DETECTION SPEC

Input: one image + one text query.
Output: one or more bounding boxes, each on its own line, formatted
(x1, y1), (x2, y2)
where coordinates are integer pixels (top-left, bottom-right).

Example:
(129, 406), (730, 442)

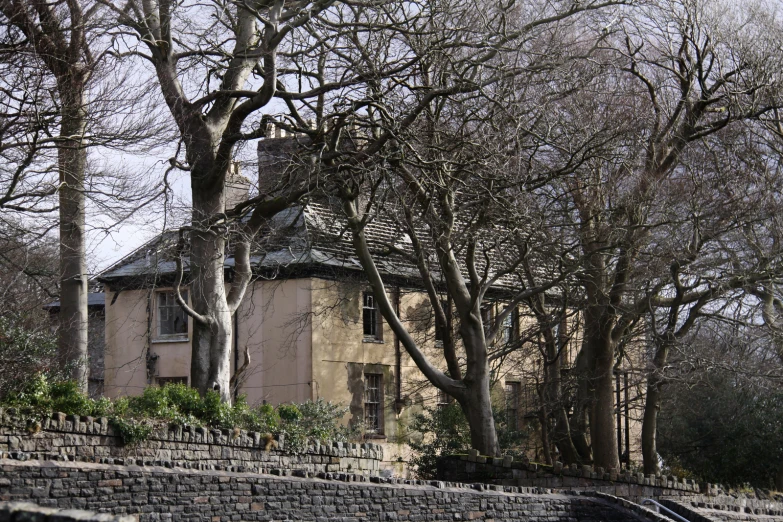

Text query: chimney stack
(225, 162), (251, 212)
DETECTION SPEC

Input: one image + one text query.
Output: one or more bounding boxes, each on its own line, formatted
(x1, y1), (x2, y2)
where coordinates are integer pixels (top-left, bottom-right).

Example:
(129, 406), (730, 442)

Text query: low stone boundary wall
(0, 458), (666, 521)
(0, 501), (135, 521)
(437, 453), (703, 502)
(0, 408), (382, 476)
(660, 496), (783, 522)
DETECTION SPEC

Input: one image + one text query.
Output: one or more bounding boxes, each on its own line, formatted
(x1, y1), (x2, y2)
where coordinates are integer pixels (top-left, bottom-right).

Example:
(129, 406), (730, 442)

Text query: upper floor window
(363, 291), (383, 341)
(435, 299), (449, 343)
(501, 308), (519, 344)
(157, 291), (188, 337)
(437, 388), (451, 411)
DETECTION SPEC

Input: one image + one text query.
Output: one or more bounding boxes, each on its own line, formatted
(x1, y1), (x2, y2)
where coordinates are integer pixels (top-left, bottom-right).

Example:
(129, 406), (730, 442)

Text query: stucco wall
(235, 278), (313, 405)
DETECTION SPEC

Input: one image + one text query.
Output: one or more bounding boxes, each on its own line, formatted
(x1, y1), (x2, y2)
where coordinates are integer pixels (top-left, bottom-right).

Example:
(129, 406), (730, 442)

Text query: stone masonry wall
(661, 497), (783, 522)
(437, 452), (704, 503)
(0, 501), (135, 521)
(0, 458), (667, 521)
(0, 408), (382, 476)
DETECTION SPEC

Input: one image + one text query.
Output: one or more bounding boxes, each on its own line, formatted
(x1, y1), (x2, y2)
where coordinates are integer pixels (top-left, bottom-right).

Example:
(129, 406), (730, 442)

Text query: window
(364, 373), (383, 434)
(500, 308), (519, 344)
(481, 304), (495, 337)
(157, 291), (188, 337)
(437, 389), (451, 411)
(505, 381), (521, 431)
(435, 299), (449, 343)
(157, 376), (188, 386)
(363, 291), (383, 341)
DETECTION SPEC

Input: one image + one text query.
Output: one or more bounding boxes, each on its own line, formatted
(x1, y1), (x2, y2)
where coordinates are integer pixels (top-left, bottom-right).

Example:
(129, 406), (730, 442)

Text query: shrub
(408, 403), (531, 479)
(276, 399), (353, 453)
(0, 315), (64, 401)
(0, 378), (351, 451)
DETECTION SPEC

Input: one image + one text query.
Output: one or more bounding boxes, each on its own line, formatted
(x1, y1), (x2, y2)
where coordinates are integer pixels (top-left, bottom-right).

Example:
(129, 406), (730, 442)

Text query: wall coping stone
(0, 501), (136, 521)
(437, 454), (713, 496)
(0, 406), (383, 456)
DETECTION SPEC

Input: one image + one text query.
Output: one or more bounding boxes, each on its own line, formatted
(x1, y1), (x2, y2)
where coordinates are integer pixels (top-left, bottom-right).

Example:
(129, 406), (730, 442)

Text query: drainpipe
(394, 287), (402, 409)
(233, 311), (239, 402)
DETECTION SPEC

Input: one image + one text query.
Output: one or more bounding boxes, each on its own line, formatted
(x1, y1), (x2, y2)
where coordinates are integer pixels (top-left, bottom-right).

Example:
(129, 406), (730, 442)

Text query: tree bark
(586, 327), (620, 470)
(642, 339), (670, 474)
(57, 83), (89, 391)
(187, 168), (233, 401)
(460, 376), (501, 457)
(569, 346), (593, 462)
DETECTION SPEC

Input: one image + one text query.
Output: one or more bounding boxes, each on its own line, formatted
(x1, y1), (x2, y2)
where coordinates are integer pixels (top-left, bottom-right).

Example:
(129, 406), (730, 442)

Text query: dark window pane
(364, 373), (383, 434)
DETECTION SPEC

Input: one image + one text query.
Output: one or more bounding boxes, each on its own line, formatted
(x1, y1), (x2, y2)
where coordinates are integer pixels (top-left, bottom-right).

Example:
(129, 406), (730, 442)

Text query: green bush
(276, 399), (353, 453)
(0, 377), (351, 450)
(408, 403), (531, 479)
(0, 315), (65, 401)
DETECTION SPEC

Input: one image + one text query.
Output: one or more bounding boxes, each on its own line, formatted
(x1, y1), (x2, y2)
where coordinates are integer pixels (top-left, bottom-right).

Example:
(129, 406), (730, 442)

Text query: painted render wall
(104, 279), (312, 403)
(103, 277), (643, 471)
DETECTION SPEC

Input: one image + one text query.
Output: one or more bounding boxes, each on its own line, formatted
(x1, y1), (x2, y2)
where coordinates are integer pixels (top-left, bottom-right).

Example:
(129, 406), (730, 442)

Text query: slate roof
(44, 292), (105, 310)
(97, 203), (420, 283)
(97, 202), (540, 292)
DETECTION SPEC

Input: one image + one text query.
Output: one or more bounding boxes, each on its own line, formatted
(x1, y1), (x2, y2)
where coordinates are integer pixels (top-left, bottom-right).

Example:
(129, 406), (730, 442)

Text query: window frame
(505, 381), (521, 432)
(155, 290), (189, 341)
(500, 307), (519, 344)
(364, 373), (384, 435)
(362, 291), (383, 342)
(436, 388), (451, 411)
(157, 376), (188, 387)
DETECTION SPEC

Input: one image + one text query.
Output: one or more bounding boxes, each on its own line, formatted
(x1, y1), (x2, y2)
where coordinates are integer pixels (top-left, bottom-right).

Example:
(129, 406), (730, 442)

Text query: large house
(97, 137), (644, 471)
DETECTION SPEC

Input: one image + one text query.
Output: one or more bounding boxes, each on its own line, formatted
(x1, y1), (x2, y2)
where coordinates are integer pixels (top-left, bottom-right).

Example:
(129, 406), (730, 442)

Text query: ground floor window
(505, 381), (521, 431)
(364, 373), (383, 434)
(158, 376), (188, 386)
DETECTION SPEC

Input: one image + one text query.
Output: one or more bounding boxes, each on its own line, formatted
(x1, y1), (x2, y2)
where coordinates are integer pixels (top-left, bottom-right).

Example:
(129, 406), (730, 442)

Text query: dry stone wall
(0, 501), (135, 521)
(0, 458), (664, 521)
(437, 453), (704, 503)
(0, 408), (382, 476)
(660, 496), (783, 522)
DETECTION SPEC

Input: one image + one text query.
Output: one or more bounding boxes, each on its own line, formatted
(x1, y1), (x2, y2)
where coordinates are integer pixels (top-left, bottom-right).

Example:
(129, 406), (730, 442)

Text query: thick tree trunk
(57, 87), (89, 391)
(460, 377), (500, 456)
(589, 344), (620, 470)
(189, 172), (233, 402)
(570, 345), (593, 461)
(543, 327), (581, 464)
(642, 340), (670, 474)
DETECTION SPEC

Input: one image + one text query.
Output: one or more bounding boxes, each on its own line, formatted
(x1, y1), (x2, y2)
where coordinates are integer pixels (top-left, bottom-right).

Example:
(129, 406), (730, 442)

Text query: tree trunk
(642, 340), (670, 474)
(189, 172), (233, 402)
(460, 377), (500, 456)
(57, 85), (89, 391)
(543, 326), (581, 464)
(570, 345), (593, 461)
(588, 333), (620, 470)
(776, 461), (783, 491)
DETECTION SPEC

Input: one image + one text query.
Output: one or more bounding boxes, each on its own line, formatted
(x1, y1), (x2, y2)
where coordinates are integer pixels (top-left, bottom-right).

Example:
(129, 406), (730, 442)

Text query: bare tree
(0, 0), (163, 390)
(274, 0), (626, 455)
(534, 0), (783, 470)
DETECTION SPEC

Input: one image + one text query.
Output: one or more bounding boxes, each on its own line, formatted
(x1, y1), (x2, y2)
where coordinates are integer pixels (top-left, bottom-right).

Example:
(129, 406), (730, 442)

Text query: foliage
(658, 372), (783, 489)
(278, 399), (354, 454)
(408, 403), (531, 479)
(0, 377), (351, 449)
(0, 315), (65, 401)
